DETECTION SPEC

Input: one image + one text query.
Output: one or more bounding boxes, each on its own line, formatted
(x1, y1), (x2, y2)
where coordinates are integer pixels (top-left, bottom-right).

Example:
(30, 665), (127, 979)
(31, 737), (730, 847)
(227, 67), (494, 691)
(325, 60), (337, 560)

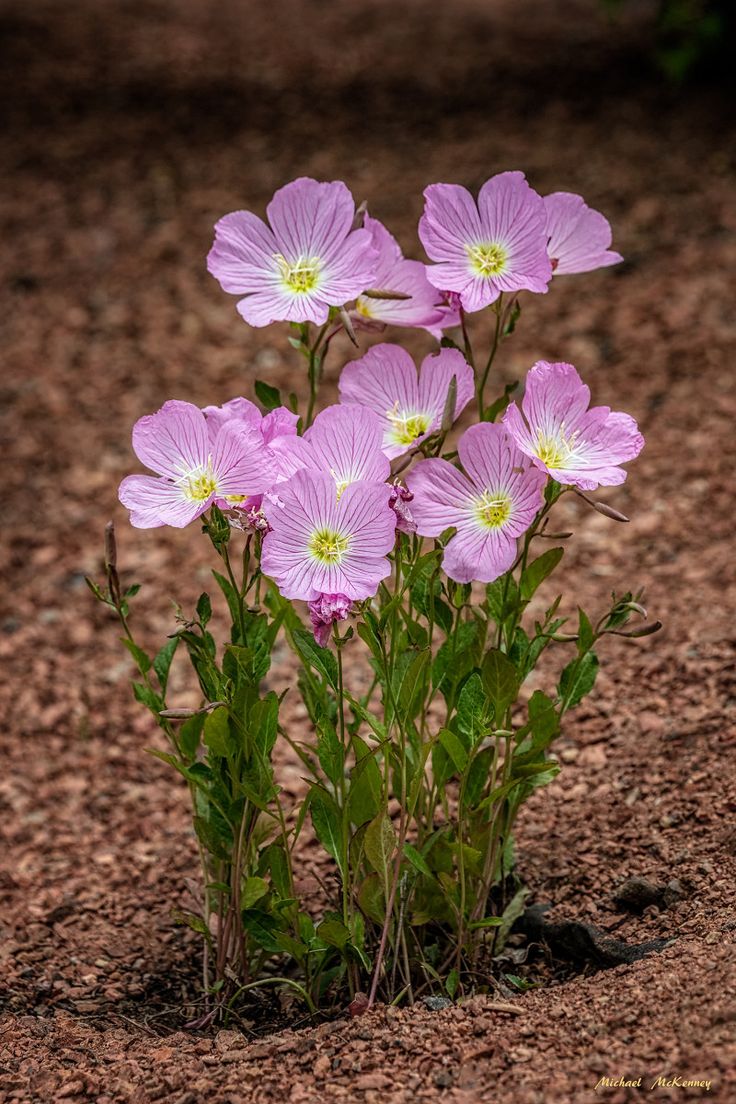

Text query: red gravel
(1, 0), (735, 1101)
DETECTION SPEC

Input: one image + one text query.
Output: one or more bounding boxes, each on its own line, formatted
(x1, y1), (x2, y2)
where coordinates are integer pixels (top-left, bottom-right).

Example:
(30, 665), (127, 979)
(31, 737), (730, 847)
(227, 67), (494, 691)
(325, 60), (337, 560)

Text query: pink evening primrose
(352, 216), (459, 338)
(308, 593), (352, 647)
(544, 193), (623, 275)
(303, 404), (391, 494)
(338, 344), (474, 459)
(207, 177), (379, 327)
(261, 469), (396, 602)
(418, 171), (552, 312)
(119, 400), (274, 529)
(502, 361), (644, 490)
(406, 423), (547, 584)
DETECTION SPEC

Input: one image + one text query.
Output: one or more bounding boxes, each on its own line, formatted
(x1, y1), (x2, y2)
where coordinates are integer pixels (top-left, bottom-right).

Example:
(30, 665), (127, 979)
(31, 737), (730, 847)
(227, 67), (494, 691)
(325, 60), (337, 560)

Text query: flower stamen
(308, 527), (350, 564)
(274, 253), (322, 294)
(466, 241), (508, 278)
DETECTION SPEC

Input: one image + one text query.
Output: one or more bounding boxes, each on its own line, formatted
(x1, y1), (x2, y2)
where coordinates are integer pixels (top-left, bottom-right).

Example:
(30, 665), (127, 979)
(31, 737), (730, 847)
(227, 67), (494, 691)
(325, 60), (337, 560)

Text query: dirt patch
(1, 0), (735, 1100)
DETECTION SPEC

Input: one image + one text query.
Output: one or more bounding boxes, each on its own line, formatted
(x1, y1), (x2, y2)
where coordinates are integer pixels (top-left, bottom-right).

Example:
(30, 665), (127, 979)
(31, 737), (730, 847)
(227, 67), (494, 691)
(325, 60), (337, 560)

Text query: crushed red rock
(1, 0), (735, 1101)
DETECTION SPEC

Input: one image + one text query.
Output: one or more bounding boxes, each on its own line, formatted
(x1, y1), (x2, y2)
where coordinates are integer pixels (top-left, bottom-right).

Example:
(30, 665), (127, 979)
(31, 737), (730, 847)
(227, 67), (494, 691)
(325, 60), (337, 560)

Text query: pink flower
(261, 469), (396, 601)
(502, 361), (644, 490)
(338, 344), (474, 459)
(406, 423), (546, 584)
(418, 172), (552, 312)
(207, 178), (378, 327)
(308, 593), (352, 647)
(544, 193), (622, 275)
(119, 400), (273, 529)
(352, 216), (459, 337)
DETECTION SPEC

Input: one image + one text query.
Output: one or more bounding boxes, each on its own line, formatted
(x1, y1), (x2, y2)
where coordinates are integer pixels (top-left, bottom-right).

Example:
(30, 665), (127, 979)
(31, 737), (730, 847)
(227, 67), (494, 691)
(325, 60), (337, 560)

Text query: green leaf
(317, 718), (343, 788)
(255, 379), (282, 410)
(364, 813), (396, 891)
(403, 841), (433, 879)
(577, 607), (595, 653)
(262, 842), (291, 899)
(481, 648), (519, 721)
(437, 727), (468, 773)
(196, 592), (212, 628)
(559, 651), (599, 709)
(171, 909), (212, 943)
(122, 638), (151, 674)
(357, 873), (385, 924)
(495, 887), (529, 953)
(242, 876), (269, 910)
(484, 380), (518, 422)
(316, 916), (350, 950)
(132, 680), (161, 714)
(241, 909), (283, 953)
(292, 628), (338, 691)
(467, 915), (504, 931)
(520, 548), (564, 601)
(180, 712), (204, 760)
(347, 736), (382, 827)
(203, 706), (231, 758)
(455, 672), (488, 746)
(249, 693), (279, 757)
(212, 570), (241, 626)
(396, 648), (430, 719)
(485, 576), (519, 625)
(153, 636), (178, 694)
(310, 790), (344, 873)
(446, 968), (459, 999)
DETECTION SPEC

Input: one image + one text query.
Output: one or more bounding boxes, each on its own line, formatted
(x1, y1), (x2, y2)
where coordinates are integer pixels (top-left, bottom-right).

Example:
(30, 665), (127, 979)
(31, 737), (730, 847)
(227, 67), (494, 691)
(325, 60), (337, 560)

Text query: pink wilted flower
(338, 344), (474, 459)
(388, 482), (416, 534)
(261, 469), (396, 601)
(308, 593), (352, 646)
(207, 178), (378, 327)
(352, 216), (459, 337)
(502, 361), (644, 490)
(119, 400), (274, 529)
(406, 423), (546, 583)
(418, 172), (552, 312)
(544, 193), (622, 275)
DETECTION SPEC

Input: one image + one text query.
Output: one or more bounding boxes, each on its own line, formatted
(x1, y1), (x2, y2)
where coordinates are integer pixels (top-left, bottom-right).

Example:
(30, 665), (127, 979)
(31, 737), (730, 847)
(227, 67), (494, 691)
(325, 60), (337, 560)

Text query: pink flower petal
(118, 474), (206, 529)
(206, 210), (279, 294)
(544, 192), (622, 275)
(305, 405), (390, 488)
(131, 400), (209, 481)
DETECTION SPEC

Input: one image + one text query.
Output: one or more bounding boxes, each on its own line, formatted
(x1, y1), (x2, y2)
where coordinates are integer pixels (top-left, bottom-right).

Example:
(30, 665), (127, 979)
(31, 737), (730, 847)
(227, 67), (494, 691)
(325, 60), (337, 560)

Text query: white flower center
(466, 241), (508, 278)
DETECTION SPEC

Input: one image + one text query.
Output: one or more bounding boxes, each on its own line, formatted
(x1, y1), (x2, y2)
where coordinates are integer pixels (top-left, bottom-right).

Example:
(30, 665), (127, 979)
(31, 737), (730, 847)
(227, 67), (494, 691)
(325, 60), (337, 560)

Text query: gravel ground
(1, 1), (735, 1101)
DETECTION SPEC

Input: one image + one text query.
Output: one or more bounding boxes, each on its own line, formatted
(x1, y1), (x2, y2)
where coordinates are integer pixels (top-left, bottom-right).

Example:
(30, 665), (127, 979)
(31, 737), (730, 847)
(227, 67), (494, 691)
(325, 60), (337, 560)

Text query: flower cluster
(122, 172), (639, 640)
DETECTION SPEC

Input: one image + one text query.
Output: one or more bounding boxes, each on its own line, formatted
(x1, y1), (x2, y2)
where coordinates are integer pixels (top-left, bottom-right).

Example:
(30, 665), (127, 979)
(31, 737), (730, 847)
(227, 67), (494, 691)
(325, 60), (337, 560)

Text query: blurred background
(1, 0), (735, 1045)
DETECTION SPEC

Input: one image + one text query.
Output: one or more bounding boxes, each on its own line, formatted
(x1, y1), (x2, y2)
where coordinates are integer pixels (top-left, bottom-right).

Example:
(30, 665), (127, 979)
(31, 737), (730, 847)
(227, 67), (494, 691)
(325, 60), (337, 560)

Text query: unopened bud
(339, 306), (358, 347)
(362, 288), (412, 301)
(159, 708), (199, 719)
(352, 200), (368, 231)
(441, 375), (457, 434)
(104, 521), (117, 571)
(574, 489), (629, 523)
(608, 620), (662, 638)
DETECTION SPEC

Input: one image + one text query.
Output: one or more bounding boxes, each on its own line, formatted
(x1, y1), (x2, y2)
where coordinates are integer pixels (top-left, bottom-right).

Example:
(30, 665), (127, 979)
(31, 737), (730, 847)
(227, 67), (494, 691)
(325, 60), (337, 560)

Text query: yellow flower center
(309, 527), (350, 564)
(183, 469), (218, 502)
(475, 490), (512, 530)
(466, 241), (508, 278)
(535, 425), (579, 469)
(224, 494), (247, 504)
(387, 406), (431, 446)
(274, 253), (322, 293)
(355, 297), (373, 318)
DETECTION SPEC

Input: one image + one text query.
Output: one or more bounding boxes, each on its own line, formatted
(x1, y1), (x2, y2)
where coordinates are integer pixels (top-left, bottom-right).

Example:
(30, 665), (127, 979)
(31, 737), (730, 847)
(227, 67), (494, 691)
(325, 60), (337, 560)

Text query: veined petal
(131, 400), (210, 481)
(443, 525), (518, 584)
(319, 226), (379, 304)
(405, 458), (476, 536)
(212, 422), (276, 497)
(417, 348), (475, 429)
(207, 210), (280, 294)
(545, 192), (622, 275)
(237, 287), (330, 327)
(118, 474), (207, 529)
(419, 183), (483, 262)
(266, 178), (355, 263)
(305, 405), (390, 489)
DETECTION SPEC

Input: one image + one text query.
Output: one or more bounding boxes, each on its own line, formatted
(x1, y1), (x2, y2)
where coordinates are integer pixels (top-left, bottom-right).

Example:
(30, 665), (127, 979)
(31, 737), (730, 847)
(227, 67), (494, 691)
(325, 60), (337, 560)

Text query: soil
(1, 0), (735, 1101)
